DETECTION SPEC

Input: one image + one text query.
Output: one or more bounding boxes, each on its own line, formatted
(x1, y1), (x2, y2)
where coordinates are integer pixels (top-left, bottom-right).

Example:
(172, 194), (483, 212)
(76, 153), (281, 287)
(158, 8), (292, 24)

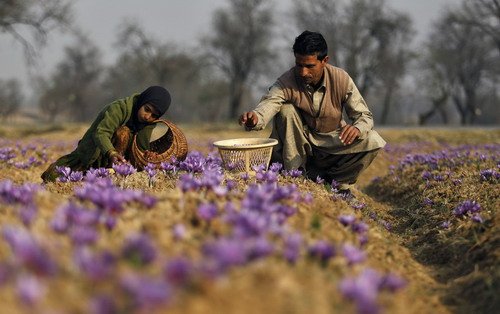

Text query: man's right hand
(239, 111), (258, 128)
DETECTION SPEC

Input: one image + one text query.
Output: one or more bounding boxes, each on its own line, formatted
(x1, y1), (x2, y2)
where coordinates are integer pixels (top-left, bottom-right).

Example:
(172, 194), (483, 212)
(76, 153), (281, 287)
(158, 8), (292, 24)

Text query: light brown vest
(277, 64), (349, 133)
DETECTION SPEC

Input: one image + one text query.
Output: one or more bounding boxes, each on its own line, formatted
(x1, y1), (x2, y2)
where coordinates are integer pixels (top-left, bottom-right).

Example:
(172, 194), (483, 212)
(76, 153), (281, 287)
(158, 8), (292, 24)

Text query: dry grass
(0, 123), (498, 314)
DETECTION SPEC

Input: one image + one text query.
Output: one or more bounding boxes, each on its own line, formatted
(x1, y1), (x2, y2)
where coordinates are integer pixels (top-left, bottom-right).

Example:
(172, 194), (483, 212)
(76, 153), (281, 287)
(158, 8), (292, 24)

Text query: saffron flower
(89, 294), (117, 314)
(339, 215), (356, 226)
(315, 176), (325, 184)
(144, 163), (157, 187)
(74, 247), (116, 281)
(308, 240), (336, 265)
(70, 225), (99, 246)
(453, 200), (481, 217)
(471, 213), (483, 223)
(121, 233), (157, 266)
(197, 203), (218, 221)
(342, 244), (366, 266)
(112, 163), (136, 177)
(2, 225), (57, 276)
(202, 238), (248, 271)
(164, 257), (193, 286)
(172, 223), (187, 240)
(16, 275), (46, 305)
(440, 221), (450, 229)
(269, 162), (283, 173)
(120, 274), (171, 309)
(55, 166), (72, 182)
(283, 233), (302, 264)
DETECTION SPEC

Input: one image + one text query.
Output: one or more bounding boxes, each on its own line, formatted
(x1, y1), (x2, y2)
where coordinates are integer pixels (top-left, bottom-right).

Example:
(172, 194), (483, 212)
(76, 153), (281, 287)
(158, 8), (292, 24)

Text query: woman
(41, 86), (171, 182)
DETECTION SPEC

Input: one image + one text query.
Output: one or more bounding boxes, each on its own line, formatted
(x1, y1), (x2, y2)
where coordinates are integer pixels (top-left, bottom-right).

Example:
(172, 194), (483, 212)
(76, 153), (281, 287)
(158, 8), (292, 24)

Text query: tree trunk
(228, 79), (244, 119)
(380, 84), (394, 125)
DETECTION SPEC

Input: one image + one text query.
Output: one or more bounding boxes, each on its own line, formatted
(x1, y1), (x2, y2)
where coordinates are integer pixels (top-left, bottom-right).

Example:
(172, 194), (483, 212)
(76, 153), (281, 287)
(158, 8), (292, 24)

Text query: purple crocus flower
(440, 221), (450, 229)
(255, 170), (278, 183)
(202, 238), (248, 272)
(74, 247), (116, 281)
(69, 171), (84, 182)
(19, 204), (38, 226)
(0, 180), (39, 205)
(178, 173), (201, 192)
(0, 147), (16, 161)
(144, 163), (157, 187)
(89, 294), (117, 314)
(160, 161), (177, 174)
(55, 166), (72, 182)
(2, 226), (57, 276)
(112, 163), (136, 177)
(351, 202), (367, 210)
(247, 237), (275, 260)
(423, 198), (434, 206)
(120, 273), (171, 309)
(339, 268), (382, 314)
(480, 169), (499, 181)
(172, 223), (187, 240)
(471, 213), (483, 223)
(121, 233), (157, 266)
(379, 273), (407, 292)
(453, 200), (481, 217)
(282, 169), (303, 178)
(70, 225), (99, 246)
(16, 275), (46, 305)
(339, 215), (356, 226)
(269, 162), (283, 173)
(283, 233), (302, 264)
(164, 257), (193, 286)
(179, 151), (206, 173)
(308, 240), (336, 265)
(358, 234), (369, 247)
(351, 221), (369, 234)
(343, 244), (366, 266)
(330, 179), (340, 192)
(197, 203), (218, 221)
(315, 176), (325, 184)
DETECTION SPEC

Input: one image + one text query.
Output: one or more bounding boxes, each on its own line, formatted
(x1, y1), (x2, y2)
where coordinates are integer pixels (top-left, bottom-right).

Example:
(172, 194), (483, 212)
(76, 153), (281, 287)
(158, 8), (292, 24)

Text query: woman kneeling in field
(41, 85), (182, 182)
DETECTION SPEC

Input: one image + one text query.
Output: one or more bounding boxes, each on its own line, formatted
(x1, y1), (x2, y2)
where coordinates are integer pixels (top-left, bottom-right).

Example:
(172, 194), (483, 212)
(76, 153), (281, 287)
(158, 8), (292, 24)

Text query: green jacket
(74, 93), (139, 167)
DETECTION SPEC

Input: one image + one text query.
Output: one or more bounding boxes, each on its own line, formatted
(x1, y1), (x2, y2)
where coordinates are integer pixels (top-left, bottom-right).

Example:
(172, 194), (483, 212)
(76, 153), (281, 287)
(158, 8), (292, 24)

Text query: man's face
(294, 53), (329, 86)
(137, 103), (160, 123)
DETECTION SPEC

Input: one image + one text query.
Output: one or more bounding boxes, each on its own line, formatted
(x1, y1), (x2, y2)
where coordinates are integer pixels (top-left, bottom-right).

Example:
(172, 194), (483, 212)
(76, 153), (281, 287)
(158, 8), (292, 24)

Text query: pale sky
(0, 0), (457, 93)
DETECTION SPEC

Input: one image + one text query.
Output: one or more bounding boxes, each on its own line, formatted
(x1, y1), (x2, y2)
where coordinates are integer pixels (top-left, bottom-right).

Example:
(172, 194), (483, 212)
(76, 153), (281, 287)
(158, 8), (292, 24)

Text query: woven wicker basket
(213, 138), (278, 173)
(130, 119), (188, 169)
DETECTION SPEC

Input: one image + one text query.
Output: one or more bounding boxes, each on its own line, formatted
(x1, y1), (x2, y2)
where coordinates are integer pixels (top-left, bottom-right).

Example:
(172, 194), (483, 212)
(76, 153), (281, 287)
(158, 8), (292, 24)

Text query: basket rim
(213, 138), (278, 150)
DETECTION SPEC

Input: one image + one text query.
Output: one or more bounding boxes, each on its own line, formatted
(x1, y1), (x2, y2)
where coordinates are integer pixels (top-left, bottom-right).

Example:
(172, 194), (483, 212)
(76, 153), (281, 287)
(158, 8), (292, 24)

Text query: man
(239, 31), (386, 194)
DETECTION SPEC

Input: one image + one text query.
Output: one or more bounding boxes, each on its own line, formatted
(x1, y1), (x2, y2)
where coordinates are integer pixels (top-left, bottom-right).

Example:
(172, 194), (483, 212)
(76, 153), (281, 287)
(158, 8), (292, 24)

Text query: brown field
(0, 124), (498, 314)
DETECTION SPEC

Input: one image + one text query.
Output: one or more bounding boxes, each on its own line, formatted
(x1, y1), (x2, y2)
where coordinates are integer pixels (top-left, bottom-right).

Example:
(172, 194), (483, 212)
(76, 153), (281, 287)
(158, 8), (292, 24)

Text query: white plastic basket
(213, 138), (278, 173)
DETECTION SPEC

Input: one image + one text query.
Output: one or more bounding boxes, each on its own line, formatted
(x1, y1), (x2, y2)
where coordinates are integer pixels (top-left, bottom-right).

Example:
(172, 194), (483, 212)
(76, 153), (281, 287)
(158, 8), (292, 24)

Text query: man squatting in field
(239, 31), (386, 195)
(41, 86), (172, 182)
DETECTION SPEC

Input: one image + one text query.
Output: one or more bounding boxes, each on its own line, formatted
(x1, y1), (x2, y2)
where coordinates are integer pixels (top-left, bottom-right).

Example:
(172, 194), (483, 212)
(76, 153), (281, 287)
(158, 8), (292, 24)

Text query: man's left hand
(339, 125), (360, 146)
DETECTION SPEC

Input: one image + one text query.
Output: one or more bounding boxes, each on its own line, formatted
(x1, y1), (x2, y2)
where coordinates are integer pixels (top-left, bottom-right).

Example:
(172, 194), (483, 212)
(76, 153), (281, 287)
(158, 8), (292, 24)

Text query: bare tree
(0, 79), (23, 120)
(421, 11), (497, 125)
(0, 0), (71, 63)
(37, 33), (104, 122)
(204, 0), (275, 119)
(370, 12), (415, 124)
(102, 21), (227, 122)
(450, 0), (500, 54)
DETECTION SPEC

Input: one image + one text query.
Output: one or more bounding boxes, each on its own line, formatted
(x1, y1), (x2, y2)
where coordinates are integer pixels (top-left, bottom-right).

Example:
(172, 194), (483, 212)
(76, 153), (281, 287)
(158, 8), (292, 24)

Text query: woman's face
(137, 103), (160, 123)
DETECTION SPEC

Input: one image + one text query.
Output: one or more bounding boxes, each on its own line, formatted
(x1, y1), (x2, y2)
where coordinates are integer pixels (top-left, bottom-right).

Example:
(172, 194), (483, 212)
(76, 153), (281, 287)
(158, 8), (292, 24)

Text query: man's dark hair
(292, 30), (328, 61)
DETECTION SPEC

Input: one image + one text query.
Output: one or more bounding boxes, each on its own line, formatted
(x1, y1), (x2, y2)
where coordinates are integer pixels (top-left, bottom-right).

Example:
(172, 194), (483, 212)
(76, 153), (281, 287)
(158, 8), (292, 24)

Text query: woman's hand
(108, 150), (126, 164)
(339, 124), (360, 146)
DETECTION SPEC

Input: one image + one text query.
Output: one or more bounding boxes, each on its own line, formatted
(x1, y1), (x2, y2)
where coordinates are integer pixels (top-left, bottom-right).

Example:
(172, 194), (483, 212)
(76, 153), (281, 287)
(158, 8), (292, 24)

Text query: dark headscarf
(127, 86), (171, 132)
